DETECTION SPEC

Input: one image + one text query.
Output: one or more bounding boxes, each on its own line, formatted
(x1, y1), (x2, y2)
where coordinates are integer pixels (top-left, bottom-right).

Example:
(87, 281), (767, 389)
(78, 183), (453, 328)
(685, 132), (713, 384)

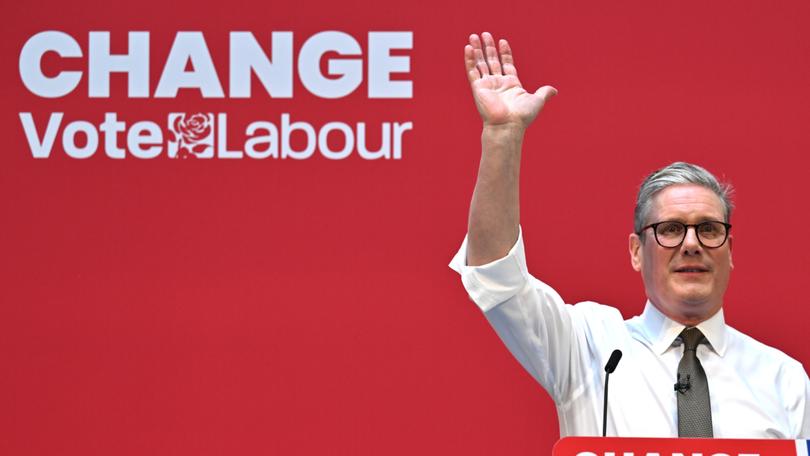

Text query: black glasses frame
(637, 221), (732, 249)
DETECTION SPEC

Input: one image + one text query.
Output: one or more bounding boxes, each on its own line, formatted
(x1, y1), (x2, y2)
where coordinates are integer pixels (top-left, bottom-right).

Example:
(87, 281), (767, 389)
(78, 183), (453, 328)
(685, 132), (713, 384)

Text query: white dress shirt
(449, 229), (810, 438)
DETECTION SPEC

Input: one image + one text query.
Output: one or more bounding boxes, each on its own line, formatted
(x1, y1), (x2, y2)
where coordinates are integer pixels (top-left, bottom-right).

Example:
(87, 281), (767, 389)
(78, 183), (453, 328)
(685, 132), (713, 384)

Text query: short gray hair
(634, 162), (734, 235)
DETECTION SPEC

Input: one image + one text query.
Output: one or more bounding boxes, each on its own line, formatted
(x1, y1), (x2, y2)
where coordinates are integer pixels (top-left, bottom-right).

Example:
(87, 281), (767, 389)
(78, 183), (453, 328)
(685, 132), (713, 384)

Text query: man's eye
(658, 223), (683, 235)
(699, 222), (724, 238)
(699, 224), (717, 234)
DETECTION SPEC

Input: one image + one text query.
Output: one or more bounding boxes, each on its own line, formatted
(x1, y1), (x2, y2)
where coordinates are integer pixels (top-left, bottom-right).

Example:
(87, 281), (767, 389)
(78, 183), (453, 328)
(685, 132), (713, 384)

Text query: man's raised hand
(465, 32), (557, 130)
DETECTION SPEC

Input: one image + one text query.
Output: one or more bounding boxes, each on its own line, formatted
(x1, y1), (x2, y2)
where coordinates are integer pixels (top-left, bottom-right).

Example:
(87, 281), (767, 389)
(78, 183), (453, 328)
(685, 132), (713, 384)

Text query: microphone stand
(602, 349), (623, 437)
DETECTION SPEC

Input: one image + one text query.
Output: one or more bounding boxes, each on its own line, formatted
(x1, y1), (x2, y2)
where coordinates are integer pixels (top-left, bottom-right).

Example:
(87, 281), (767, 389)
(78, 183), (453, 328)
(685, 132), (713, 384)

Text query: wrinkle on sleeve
(797, 367), (810, 438)
(448, 227), (591, 404)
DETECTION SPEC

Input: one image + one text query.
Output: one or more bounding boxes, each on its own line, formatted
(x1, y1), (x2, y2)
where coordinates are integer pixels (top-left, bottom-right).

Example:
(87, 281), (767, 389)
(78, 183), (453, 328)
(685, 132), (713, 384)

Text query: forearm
(466, 124), (526, 266)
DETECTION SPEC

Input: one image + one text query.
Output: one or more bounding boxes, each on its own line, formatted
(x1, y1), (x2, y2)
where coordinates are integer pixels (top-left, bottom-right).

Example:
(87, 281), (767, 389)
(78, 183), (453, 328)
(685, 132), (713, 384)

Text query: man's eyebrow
(657, 215), (724, 223)
(695, 215), (725, 223)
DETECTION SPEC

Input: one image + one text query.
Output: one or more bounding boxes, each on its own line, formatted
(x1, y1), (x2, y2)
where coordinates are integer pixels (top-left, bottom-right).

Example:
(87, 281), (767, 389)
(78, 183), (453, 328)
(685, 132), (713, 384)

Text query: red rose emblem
(172, 113), (212, 157)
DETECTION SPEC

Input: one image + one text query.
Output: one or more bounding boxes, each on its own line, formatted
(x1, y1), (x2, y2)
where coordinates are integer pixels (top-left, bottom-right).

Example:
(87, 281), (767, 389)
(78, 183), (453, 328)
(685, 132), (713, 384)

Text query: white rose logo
(167, 113), (214, 158)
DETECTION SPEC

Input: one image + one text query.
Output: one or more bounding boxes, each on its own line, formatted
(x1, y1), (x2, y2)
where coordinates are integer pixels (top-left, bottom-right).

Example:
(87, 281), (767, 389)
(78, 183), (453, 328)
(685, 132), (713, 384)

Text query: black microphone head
(604, 349), (623, 373)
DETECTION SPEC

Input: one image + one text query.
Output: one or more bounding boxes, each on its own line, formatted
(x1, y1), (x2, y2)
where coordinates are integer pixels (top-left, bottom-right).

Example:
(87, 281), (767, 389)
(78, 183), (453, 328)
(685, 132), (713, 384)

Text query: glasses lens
(654, 221), (686, 247)
(652, 221), (729, 248)
(696, 221), (728, 247)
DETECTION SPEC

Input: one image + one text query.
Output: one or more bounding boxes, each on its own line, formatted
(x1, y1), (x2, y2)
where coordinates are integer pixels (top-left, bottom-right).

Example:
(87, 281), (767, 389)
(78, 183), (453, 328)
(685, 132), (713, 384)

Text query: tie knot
(680, 327), (706, 351)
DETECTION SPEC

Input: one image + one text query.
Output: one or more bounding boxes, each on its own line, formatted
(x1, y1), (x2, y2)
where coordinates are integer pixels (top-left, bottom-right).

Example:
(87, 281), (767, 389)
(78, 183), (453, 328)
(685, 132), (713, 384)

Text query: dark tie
(676, 327), (713, 437)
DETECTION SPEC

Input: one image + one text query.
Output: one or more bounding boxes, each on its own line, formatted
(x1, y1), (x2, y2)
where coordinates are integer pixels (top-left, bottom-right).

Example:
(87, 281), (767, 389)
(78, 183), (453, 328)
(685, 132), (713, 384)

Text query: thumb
(534, 85), (558, 102)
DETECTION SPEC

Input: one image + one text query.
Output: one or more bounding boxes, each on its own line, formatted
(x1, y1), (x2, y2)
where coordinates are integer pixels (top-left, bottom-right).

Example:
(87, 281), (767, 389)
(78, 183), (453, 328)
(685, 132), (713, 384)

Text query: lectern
(552, 437), (810, 456)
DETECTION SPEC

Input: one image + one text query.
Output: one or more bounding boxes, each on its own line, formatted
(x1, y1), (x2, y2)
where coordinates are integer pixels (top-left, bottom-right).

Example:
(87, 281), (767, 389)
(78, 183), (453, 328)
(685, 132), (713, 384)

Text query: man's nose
(681, 226), (703, 254)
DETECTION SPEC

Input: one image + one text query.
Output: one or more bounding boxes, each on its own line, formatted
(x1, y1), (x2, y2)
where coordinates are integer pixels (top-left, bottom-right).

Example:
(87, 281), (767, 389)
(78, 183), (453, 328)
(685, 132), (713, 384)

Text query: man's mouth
(674, 266), (710, 273)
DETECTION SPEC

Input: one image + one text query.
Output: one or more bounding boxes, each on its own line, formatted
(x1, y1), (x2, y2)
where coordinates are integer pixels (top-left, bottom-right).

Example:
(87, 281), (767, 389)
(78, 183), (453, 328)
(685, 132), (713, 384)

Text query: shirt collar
(639, 300), (728, 357)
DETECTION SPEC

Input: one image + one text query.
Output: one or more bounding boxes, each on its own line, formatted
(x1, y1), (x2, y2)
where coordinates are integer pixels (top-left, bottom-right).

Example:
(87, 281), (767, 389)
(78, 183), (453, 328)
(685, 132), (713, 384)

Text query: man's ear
(629, 232), (643, 272)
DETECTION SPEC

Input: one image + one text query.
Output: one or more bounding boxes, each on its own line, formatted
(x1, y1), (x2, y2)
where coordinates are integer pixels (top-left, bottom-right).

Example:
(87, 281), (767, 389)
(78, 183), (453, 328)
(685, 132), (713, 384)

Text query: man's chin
(670, 282), (712, 303)
(670, 292), (723, 319)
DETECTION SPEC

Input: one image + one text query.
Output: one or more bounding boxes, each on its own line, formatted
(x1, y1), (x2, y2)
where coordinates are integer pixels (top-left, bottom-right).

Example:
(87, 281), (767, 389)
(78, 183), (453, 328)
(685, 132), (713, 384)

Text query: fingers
(466, 33), (512, 80)
(468, 34), (489, 78)
(481, 32), (502, 76)
(499, 39), (517, 76)
(534, 85), (559, 102)
(464, 45), (479, 83)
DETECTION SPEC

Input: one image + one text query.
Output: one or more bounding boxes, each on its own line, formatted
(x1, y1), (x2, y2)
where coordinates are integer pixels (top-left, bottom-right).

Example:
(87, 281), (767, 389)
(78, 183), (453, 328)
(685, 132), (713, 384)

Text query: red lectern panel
(553, 436), (805, 456)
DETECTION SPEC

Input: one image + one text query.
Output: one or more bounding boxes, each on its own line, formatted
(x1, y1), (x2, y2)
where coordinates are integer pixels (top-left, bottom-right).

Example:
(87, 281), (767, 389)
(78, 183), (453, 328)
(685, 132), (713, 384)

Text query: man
(449, 32), (810, 438)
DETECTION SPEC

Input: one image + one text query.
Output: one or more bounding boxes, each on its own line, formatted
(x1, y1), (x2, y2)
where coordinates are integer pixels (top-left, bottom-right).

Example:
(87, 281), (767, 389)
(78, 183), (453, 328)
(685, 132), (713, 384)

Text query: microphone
(602, 349), (622, 437)
(605, 350), (622, 374)
(674, 373), (691, 394)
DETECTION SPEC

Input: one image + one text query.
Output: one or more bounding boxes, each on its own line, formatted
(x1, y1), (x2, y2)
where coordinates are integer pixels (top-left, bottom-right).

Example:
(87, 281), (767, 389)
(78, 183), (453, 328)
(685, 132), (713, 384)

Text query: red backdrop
(3, 1), (810, 454)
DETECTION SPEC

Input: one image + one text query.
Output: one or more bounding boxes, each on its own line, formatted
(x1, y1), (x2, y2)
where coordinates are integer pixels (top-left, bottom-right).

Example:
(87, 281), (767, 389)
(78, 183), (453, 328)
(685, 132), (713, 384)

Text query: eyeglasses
(638, 221), (732, 248)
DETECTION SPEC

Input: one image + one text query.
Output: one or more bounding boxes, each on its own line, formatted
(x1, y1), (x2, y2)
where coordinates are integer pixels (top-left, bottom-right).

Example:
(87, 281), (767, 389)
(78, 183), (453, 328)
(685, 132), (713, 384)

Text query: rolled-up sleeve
(448, 228), (531, 313)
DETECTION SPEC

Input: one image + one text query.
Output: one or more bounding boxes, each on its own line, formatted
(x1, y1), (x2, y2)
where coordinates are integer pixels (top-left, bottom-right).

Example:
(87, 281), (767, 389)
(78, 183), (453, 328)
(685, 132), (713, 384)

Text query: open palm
(465, 33), (557, 128)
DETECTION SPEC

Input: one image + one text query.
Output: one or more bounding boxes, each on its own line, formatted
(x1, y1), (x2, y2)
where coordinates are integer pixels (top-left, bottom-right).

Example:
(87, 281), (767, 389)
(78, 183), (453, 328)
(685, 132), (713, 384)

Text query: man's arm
(452, 33), (605, 407)
(464, 32), (556, 266)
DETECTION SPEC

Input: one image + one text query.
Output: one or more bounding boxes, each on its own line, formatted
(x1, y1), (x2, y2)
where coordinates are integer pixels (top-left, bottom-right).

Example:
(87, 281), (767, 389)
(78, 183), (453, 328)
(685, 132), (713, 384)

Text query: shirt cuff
(448, 227), (531, 313)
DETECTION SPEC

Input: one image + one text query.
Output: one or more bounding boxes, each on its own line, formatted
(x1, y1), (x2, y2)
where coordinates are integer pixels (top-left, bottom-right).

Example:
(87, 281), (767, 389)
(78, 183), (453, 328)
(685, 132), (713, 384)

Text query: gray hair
(634, 162), (734, 235)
